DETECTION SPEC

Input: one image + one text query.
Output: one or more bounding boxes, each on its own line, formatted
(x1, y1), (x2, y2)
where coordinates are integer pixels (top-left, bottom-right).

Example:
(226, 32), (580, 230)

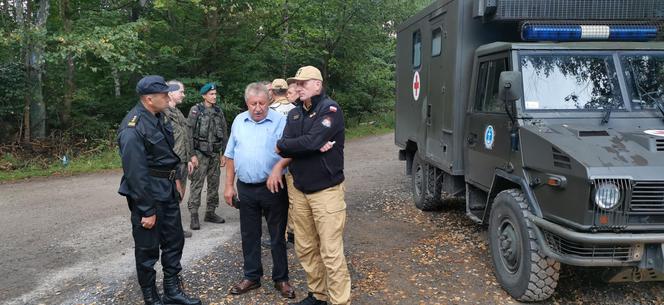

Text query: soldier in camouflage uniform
(164, 80), (196, 238)
(187, 83), (228, 230)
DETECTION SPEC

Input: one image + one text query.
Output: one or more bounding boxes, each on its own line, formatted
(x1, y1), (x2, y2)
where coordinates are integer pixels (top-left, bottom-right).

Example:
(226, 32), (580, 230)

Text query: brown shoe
(274, 281), (295, 299)
(229, 279), (260, 295)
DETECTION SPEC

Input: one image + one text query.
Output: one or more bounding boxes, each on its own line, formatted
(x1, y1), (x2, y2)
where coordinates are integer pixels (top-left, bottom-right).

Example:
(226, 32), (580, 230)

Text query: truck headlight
(594, 183), (621, 210)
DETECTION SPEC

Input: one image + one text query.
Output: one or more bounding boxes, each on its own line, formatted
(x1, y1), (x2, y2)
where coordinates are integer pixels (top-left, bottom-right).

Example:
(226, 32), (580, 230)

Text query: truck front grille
(656, 139), (664, 151)
(543, 230), (635, 261)
(630, 181), (664, 214)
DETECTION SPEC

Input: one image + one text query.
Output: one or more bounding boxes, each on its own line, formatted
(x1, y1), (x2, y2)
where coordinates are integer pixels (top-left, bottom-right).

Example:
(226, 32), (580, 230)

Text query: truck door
(425, 14), (447, 166)
(465, 55), (511, 189)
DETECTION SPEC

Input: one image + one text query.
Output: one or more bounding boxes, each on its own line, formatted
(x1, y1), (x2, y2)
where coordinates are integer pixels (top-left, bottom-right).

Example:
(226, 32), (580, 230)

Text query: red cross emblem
(412, 71), (421, 101)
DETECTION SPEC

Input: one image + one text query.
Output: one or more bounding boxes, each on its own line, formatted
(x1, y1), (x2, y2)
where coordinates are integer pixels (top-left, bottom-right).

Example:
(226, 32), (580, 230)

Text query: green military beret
(200, 83), (217, 95)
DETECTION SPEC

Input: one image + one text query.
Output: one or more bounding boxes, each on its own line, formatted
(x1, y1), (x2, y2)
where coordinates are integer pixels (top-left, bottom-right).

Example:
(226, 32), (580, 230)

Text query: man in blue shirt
(223, 82), (295, 299)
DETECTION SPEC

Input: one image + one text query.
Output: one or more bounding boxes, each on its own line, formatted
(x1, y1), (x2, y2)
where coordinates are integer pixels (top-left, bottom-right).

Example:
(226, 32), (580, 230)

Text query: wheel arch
(481, 169), (543, 224)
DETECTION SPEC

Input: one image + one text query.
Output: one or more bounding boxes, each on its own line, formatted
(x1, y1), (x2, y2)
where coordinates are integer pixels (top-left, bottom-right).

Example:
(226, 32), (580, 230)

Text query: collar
(270, 97), (291, 107)
(243, 109), (278, 124)
(303, 92), (326, 112)
(137, 102), (160, 126)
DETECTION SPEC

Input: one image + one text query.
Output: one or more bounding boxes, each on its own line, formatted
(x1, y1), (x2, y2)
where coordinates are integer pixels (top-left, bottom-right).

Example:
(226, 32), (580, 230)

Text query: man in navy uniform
(118, 75), (201, 305)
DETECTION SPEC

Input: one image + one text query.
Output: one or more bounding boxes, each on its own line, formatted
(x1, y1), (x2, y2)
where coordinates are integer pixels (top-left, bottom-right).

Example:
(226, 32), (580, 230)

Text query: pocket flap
(146, 132), (165, 144)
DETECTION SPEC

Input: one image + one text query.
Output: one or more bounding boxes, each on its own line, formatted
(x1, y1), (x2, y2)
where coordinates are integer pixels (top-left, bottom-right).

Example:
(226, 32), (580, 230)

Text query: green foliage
(0, 0), (431, 146)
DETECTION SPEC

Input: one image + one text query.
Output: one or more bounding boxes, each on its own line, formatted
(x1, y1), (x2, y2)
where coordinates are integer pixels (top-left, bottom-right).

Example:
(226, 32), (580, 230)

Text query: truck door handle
(467, 133), (478, 146)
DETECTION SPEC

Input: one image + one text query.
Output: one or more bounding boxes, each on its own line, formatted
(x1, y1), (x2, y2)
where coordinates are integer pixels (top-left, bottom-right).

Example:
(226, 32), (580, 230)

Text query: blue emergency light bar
(521, 24), (658, 42)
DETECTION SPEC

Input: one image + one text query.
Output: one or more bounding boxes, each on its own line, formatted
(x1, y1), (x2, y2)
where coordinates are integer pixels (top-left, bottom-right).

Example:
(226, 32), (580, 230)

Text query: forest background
(0, 0), (429, 179)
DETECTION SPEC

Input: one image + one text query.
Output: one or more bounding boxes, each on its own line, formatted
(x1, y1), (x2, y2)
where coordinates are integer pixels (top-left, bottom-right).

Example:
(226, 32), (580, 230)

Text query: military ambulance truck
(395, 0), (664, 301)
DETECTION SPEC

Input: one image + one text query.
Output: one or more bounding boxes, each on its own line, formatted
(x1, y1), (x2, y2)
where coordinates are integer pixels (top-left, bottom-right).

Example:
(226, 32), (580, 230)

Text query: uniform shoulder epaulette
(127, 114), (140, 127)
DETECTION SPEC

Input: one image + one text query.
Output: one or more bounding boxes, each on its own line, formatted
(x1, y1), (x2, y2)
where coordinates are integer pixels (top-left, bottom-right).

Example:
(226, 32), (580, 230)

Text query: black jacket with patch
(277, 93), (345, 194)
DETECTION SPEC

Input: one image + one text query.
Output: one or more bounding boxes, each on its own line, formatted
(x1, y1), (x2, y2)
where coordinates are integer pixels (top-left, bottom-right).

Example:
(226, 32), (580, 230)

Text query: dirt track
(1, 133), (663, 305)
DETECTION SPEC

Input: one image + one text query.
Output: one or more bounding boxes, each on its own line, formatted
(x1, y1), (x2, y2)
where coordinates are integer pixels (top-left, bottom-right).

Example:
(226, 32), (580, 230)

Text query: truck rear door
(424, 14), (448, 166)
(465, 54), (512, 189)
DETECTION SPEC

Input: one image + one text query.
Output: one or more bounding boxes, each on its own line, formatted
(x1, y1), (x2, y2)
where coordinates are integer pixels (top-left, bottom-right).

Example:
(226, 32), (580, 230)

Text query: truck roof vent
(579, 130), (610, 137)
(552, 147), (571, 169)
(657, 139), (664, 151)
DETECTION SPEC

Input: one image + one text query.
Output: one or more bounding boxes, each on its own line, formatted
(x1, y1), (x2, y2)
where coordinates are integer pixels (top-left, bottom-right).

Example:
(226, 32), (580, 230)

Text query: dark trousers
(237, 180), (289, 282)
(129, 197), (185, 288)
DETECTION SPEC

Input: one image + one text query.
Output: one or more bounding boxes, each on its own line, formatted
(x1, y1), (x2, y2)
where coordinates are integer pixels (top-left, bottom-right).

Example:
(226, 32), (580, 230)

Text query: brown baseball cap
(287, 66), (323, 84)
(271, 78), (288, 90)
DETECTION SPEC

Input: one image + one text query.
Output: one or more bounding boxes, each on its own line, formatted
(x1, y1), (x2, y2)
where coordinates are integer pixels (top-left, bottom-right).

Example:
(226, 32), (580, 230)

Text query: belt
(149, 168), (177, 180)
(238, 180), (266, 187)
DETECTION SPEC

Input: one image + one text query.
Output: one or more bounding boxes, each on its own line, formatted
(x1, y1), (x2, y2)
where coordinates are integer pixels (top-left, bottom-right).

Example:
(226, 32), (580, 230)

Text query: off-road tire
(411, 153), (442, 211)
(488, 189), (560, 302)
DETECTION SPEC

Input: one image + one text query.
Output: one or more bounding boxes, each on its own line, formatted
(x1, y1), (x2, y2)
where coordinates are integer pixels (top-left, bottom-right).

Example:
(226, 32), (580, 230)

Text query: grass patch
(0, 111), (395, 182)
(0, 148), (120, 182)
(345, 111), (394, 140)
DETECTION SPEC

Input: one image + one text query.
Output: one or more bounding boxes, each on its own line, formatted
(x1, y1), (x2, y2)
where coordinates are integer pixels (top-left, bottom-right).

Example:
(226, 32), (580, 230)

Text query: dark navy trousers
(237, 180), (289, 282)
(129, 197), (185, 288)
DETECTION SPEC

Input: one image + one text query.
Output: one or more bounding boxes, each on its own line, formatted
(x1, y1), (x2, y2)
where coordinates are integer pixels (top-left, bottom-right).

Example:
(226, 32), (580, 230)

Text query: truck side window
(432, 28), (442, 57)
(473, 62), (490, 111)
(412, 30), (422, 68)
(474, 58), (508, 112)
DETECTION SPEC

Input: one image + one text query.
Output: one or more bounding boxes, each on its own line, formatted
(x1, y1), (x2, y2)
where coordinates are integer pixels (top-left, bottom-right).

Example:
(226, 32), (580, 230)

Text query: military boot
(204, 210), (225, 223)
(190, 213), (200, 230)
(162, 276), (202, 305)
(141, 285), (164, 305)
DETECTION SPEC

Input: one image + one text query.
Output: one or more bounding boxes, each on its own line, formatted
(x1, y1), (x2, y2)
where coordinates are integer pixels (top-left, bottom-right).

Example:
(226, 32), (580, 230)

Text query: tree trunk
(282, 0), (289, 77)
(27, 0), (50, 139)
(112, 68), (121, 97)
(130, 0), (148, 21)
(60, 0), (74, 127)
(16, 0), (30, 142)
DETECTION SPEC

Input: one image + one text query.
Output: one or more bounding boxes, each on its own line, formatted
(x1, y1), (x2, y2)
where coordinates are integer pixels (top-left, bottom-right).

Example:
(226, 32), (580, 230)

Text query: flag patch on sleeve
(329, 106), (337, 112)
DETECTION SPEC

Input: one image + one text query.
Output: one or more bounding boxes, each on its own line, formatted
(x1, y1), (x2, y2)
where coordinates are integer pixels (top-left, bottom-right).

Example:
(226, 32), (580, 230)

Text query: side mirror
(498, 71), (523, 103)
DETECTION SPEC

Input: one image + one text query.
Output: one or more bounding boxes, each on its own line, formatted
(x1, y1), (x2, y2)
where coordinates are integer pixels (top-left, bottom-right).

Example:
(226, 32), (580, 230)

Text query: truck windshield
(621, 54), (664, 111)
(520, 54), (623, 111)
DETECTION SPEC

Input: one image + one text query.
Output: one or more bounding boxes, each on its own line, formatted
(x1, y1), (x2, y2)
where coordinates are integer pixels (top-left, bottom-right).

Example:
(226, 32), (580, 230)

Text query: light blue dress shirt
(224, 109), (286, 184)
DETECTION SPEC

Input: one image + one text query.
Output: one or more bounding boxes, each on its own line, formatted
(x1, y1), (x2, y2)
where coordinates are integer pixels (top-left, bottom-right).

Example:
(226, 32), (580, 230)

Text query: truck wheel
(488, 189), (560, 302)
(411, 153), (442, 210)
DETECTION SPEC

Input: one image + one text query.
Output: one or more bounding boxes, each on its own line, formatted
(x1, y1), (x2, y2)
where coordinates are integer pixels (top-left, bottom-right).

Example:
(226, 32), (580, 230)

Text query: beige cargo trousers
(287, 177), (351, 305)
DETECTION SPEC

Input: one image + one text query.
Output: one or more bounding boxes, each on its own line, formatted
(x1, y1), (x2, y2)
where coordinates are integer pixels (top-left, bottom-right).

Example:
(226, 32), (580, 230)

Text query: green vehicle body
(395, 0), (664, 301)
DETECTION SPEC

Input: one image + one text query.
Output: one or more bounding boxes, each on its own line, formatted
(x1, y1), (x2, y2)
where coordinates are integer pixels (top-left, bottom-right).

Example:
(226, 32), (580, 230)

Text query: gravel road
(1, 133), (662, 305)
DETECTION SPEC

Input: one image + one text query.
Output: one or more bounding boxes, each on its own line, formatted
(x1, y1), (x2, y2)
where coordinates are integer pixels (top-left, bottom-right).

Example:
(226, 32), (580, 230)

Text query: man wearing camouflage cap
(186, 83), (228, 230)
(270, 66), (351, 305)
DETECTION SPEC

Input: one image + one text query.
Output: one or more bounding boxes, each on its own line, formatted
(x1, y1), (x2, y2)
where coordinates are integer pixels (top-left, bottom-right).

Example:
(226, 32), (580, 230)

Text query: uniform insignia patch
(309, 112), (316, 118)
(128, 115), (138, 127)
(292, 114), (300, 120)
(321, 117), (332, 128)
(329, 106), (337, 112)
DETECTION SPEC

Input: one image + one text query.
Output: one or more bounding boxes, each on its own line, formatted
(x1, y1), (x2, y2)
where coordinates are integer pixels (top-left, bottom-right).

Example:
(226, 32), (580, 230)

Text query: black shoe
(290, 292), (327, 305)
(204, 211), (225, 223)
(183, 230), (192, 238)
(162, 276), (201, 305)
(287, 232), (295, 244)
(141, 285), (164, 305)
(190, 214), (200, 230)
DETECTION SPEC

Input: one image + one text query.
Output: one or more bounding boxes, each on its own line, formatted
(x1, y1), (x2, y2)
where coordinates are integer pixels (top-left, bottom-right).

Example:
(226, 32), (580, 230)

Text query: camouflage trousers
(187, 151), (220, 213)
